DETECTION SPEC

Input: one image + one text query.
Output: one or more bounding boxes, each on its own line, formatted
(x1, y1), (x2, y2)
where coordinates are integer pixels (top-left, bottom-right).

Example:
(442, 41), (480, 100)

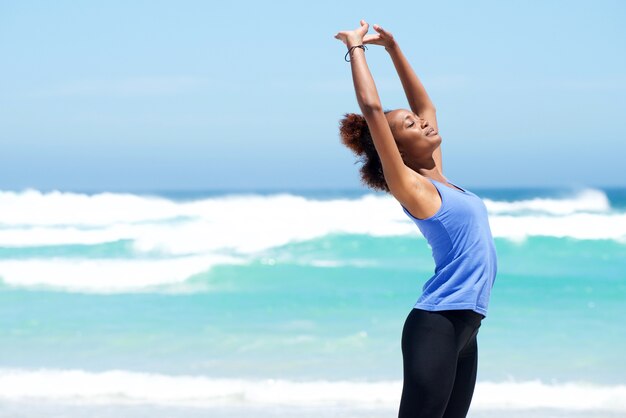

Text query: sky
(1, 0), (624, 191)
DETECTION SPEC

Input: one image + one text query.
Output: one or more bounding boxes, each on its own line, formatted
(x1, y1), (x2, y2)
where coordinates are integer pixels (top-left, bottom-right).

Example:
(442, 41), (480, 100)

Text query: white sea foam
(0, 189), (184, 226)
(490, 212), (626, 243)
(0, 255), (245, 293)
(484, 187), (611, 215)
(0, 187), (610, 227)
(0, 188), (624, 292)
(0, 368), (624, 411)
(0, 192), (410, 255)
(0, 188), (624, 254)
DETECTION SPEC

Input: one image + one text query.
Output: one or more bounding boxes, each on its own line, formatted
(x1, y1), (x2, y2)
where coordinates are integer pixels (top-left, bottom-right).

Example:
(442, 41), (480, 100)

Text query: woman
(334, 21), (498, 418)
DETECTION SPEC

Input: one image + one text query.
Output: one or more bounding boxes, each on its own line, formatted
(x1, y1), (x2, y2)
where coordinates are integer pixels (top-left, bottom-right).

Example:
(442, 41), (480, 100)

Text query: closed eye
(408, 122), (415, 127)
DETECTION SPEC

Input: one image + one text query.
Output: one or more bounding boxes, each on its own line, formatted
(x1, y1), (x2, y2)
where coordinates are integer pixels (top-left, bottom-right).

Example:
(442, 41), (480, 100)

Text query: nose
(420, 118), (429, 129)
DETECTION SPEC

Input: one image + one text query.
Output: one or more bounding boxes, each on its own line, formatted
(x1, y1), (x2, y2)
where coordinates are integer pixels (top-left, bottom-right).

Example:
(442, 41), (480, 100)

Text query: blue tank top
(400, 178), (498, 318)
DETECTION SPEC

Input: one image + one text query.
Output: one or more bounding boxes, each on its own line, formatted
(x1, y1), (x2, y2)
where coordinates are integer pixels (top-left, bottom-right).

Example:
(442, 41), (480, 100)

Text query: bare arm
(385, 42), (436, 113)
(373, 25), (442, 174)
(336, 22), (418, 200)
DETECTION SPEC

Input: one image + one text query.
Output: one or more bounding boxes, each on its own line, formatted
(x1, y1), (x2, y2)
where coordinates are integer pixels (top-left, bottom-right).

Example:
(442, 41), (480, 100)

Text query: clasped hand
(334, 19), (396, 49)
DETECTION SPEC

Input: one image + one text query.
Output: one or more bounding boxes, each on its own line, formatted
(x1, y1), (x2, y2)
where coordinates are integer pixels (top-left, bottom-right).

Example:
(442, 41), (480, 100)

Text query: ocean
(0, 184), (625, 417)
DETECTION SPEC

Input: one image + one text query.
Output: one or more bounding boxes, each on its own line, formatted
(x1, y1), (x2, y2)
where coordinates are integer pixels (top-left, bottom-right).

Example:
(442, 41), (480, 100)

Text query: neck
(406, 156), (441, 180)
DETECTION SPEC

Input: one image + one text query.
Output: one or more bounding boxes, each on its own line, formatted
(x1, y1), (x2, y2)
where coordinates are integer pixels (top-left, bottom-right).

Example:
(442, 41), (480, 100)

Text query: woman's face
(386, 109), (441, 163)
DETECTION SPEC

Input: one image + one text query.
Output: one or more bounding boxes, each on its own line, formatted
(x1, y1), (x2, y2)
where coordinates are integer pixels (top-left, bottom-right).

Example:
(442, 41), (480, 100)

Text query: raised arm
(385, 42), (436, 113)
(369, 24), (442, 174)
(335, 20), (421, 202)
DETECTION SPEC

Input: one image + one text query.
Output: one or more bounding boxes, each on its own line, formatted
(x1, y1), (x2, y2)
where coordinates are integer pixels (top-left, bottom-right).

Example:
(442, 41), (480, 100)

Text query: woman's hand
(363, 24), (397, 49)
(334, 19), (370, 47)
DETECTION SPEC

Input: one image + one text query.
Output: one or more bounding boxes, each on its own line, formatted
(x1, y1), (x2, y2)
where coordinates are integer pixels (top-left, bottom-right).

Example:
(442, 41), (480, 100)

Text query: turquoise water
(0, 185), (625, 415)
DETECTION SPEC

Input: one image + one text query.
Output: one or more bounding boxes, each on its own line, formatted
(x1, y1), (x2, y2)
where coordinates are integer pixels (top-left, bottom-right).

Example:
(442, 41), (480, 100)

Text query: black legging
(399, 308), (485, 418)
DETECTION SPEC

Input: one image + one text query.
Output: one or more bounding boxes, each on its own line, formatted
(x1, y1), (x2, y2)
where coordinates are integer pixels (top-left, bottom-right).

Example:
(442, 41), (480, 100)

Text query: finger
(362, 34), (380, 43)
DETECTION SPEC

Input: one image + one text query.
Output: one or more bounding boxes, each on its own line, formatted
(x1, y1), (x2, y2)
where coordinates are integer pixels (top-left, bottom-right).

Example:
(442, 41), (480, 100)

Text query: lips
(426, 127), (437, 136)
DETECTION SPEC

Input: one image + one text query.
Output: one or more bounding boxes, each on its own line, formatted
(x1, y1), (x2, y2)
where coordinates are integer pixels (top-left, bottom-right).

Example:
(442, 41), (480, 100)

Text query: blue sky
(1, 0), (624, 191)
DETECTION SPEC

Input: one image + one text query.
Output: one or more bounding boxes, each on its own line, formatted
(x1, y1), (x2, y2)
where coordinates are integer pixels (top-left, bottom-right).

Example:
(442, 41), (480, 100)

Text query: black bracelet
(345, 44), (367, 62)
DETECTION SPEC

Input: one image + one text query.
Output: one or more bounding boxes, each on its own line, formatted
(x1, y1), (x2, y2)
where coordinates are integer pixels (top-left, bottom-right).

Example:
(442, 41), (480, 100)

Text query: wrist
(347, 37), (363, 48)
(384, 41), (399, 53)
